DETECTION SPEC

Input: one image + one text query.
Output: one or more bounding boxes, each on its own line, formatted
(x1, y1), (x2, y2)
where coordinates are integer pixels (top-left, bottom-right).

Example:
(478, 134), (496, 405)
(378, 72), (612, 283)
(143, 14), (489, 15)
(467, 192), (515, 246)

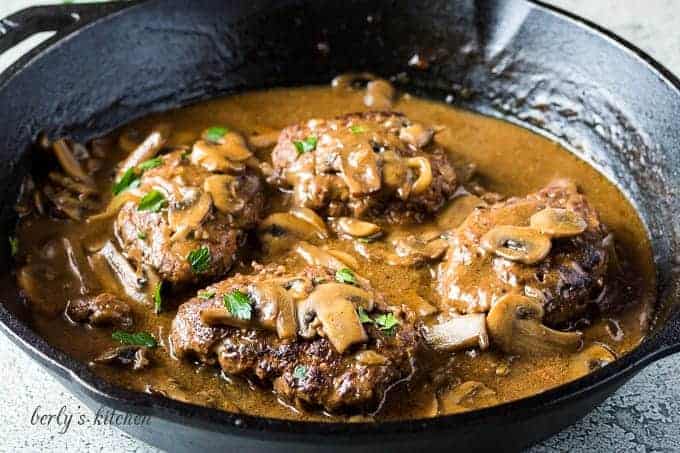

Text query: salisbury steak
(271, 112), (458, 223)
(170, 265), (422, 412)
(437, 180), (611, 326)
(115, 142), (264, 285)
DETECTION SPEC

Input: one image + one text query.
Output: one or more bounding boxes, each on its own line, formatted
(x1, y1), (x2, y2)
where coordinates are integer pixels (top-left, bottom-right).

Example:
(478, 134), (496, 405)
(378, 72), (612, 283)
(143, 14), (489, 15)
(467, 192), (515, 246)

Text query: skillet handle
(0, 2), (133, 55)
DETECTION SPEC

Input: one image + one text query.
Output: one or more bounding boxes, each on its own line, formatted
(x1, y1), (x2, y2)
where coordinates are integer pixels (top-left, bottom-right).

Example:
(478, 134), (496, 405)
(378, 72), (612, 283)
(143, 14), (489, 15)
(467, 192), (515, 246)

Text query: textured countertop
(1, 1), (679, 451)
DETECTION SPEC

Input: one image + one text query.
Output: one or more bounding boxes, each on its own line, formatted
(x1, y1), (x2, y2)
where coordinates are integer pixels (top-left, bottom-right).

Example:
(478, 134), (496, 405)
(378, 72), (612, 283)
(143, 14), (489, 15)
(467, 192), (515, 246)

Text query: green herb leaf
(223, 290), (252, 320)
(153, 282), (163, 314)
(335, 268), (357, 285)
(205, 126), (229, 143)
(357, 307), (374, 324)
(8, 236), (18, 257)
(293, 136), (318, 155)
(137, 156), (164, 171)
(111, 331), (157, 348)
(349, 125), (367, 134)
(137, 231), (147, 240)
(181, 150), (191, 160)
(374, 312), (399, 334)
(198, 290), (216, 300)
(293, 365), (308, 380)
(137, 190), (167, 212)
(112, 167), (141, 195)
(187, 246), (211, 274)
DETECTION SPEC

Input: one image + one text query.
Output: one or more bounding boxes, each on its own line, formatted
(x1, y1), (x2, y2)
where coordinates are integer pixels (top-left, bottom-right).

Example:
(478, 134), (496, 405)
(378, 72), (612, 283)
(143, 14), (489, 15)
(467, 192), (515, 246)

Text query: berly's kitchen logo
(31, 405), (152, 434)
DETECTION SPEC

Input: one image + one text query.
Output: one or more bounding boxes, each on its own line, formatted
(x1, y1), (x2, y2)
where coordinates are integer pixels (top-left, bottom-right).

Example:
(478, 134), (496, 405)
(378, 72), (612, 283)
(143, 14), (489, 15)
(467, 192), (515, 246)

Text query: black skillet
(0, 0), (678, 451)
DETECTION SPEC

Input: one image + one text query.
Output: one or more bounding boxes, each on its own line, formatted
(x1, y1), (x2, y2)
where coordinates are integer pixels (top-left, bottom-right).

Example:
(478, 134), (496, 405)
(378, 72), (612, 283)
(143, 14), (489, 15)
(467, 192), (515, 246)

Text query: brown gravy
(14, 85), (655, 421)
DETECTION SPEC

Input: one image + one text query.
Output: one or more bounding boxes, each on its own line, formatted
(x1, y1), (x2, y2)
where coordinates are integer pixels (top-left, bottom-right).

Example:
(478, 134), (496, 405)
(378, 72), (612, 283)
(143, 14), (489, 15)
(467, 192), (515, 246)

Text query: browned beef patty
(170, 265), (422, 412)
(115, 149), (264, 285)
(271, 112), (458, 223)
(437, 180), (611, 326)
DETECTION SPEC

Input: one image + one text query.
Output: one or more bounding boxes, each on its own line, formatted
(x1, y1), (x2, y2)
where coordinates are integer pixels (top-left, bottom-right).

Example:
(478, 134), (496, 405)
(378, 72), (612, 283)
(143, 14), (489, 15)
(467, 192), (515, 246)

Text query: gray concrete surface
(1, 1), (679, 452)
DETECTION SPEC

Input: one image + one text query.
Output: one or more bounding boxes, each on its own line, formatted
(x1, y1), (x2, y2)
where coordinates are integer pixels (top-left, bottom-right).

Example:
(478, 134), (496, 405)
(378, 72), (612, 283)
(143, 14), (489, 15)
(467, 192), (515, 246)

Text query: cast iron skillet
(0, 0), (678, 451)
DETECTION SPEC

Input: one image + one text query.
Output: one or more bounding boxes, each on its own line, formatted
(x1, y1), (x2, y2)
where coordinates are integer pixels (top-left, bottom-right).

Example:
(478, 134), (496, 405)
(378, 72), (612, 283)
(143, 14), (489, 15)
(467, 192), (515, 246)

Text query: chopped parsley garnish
(180, 149), (191, 160)
(349, 125), (367, 134)
(293, 136), (318, 155)
(112, 167), (141, 195)
(8, 236), (18, 257)
(137, 231), (147, 240)
(356, 309), (400, 335)
(198, 290), (216, 300)
(205, 126), (229, 143)
(137, 190), (167, 212)
(138, 156), (164, 171)
(112, 158), (165, 195)
(374, 312), (399, 334)
(187, 246), (211, 274)
(293, 365), (308, 381)
(335, 268), (357, 285)
(111, 331), (157, 348)
(357, 307), (373, 324)
(153, 282), (163, 314)
(223, 290), (252, 320)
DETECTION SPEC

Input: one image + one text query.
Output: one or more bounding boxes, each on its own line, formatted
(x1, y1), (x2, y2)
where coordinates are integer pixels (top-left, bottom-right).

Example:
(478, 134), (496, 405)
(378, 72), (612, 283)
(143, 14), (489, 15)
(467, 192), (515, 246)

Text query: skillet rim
(0, 0), (678, 441)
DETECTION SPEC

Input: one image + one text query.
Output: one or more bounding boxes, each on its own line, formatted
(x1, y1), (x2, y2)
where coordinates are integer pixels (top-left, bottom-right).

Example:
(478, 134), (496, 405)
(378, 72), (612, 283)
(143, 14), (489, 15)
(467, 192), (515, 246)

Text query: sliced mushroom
(297, 283), (373, 353)
(530, 207), (587, 238)
(486, 294), (582, 355)
(96, 241), (149, 305)
(168, 190), (213, 241)
(436, 193), (486, 229)
(438, 381), (499, 415)
(387, 235), (448, 266)
(48, 171), (97, 196)
(364, 79), (395, 109)
(94, 345), (150, 371)
(203, 174), (245, 214)
(405, 157), (433, 195)
(335, 217), (382, 238)
(331, 72), (377, 90)
(340, 146), (382, 195)
(191, 140), (246, 173)
(62, 237), (98, 295)
(424, 313), (489, 351)
(249, 281), (298, 339)
(117, 126), (169, 178)
(203, 131), (253, 162)
(259, 212), (328, 244)
(290, 208), (328, 236)
(65, 293), (133, 329)
(481, 226), (552, 265)
(294, 242), (357, 272)
(399, 123), (434, 149)
(87, 191), (140, 222)
(248, 131), (281, 149)
(567, 343), (616, 380)
(52, 139), (94, 186)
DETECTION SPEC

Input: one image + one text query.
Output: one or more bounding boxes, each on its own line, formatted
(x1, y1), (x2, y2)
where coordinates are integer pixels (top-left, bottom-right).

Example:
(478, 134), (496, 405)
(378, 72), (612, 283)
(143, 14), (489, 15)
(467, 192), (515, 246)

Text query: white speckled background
(1, 1), (678, 451)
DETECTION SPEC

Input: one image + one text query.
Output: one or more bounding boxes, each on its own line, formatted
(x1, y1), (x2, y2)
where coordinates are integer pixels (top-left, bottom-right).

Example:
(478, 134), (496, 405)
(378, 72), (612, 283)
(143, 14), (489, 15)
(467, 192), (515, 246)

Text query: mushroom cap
(486, 294), (582, 356)
(530, 207), (587, 238)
